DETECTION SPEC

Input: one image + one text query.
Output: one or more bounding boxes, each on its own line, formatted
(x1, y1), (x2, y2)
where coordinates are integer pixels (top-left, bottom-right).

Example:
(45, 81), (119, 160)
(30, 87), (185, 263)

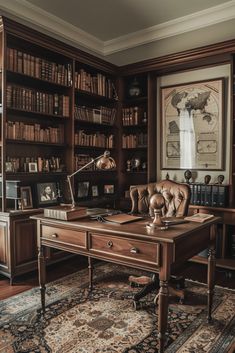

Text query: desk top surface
(32, 214), (220, 244)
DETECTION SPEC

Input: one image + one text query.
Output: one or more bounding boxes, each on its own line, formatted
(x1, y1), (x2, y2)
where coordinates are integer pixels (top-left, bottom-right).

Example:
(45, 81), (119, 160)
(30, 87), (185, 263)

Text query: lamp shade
(96, 151), (116, 170)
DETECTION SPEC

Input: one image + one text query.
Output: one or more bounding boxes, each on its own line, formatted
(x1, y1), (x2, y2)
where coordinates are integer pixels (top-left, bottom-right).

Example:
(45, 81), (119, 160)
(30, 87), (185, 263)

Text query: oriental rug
(0, 263), (234, 353)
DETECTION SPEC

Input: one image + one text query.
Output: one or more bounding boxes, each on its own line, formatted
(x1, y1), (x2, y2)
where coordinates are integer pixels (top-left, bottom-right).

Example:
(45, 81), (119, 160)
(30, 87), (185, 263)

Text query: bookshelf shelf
(6, 171), (67, 179)
(74, 120), (115, 128)
(122, 146), (148, 150)
(6, 139), (66, 147)
(75, 88), (117, 103)
(7, 107), (69, 120)
(124, 96), (148, 104)
(7, 70), (71, 89)
(122, 171), (147, 174)
(74, 169), (117, 175)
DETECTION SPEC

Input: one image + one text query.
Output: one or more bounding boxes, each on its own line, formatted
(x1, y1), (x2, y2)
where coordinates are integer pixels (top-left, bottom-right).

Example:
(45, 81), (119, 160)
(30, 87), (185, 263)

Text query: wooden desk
(32, 214), (220, 353)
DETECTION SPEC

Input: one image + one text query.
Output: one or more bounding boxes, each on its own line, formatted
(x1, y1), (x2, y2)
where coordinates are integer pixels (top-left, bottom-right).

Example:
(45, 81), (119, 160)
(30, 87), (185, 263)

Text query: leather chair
(129, 179), (191, 309)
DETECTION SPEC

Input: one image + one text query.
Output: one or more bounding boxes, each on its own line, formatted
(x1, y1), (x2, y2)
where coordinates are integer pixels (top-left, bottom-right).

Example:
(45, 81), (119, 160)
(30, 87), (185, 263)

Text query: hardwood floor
(0, 257), (234, 301)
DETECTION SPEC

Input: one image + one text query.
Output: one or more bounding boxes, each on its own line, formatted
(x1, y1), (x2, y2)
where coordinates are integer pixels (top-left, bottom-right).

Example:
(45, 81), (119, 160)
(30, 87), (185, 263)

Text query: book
(44, 205), (87, 221)
(101, 213), (143, 224)
(184, 213), (214, 223)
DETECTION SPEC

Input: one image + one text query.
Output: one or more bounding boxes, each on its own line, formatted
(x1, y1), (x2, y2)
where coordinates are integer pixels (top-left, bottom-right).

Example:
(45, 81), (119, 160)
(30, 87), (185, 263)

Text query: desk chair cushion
(130, 179), (190, 217)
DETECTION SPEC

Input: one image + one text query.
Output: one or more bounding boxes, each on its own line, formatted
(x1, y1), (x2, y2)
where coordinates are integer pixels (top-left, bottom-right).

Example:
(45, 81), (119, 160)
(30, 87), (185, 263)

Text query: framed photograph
(160, 78), (224, 170)
(5, 162), (13, 172)
(29, 162), (38, 173)
(20, 186), (33, 209)
(77, 181), (89, 198)
(36, 182), (58, 206)
(104, 184), (114, 194)
(91, 185), (99, 197)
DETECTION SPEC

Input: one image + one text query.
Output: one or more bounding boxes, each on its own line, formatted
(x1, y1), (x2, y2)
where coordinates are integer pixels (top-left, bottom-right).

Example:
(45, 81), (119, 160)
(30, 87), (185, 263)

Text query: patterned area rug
(0, 263), (234, 353)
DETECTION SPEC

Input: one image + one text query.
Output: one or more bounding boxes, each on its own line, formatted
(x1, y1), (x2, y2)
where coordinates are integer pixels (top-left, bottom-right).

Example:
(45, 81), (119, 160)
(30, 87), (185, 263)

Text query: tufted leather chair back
(130, 179), (190, 217)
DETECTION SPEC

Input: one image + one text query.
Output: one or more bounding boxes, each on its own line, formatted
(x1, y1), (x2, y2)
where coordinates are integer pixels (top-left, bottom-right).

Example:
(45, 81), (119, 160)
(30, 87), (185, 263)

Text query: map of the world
(161, 78), (224, 170)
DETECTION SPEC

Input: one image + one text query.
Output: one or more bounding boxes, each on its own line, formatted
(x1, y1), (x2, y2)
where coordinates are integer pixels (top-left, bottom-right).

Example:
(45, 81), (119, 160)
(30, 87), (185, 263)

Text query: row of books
(74, 105), (116, 125)
(122, 133), (147, 148)
(6, 121), (65, 144)
(122, 106), (147, 126)
(74, 154), (94, 171)
(7, 85), (70, 117)
(189, 183), (228, 207)
(5, 156), (64, 173)
(7, 48), (72, 86)
(75, 69), (116, 99)
(74, 130), (114, 148)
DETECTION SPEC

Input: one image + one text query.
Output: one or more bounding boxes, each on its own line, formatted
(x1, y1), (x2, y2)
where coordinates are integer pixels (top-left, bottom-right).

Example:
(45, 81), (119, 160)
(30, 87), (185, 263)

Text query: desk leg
(158, 279), (169, 353)
(88, 256), (93, 291)
(207, 225), (216, 322)
(38, 245), (46, 313)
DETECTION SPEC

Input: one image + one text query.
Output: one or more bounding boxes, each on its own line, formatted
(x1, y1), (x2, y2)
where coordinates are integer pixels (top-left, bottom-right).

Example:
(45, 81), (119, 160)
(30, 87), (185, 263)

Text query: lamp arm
(67, 154), (103, 179)
(67, 154), (104, 208)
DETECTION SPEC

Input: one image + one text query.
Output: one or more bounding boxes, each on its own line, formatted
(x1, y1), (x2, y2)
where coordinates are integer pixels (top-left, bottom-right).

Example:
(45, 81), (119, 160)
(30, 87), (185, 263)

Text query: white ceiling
(0, 0), (235, 55)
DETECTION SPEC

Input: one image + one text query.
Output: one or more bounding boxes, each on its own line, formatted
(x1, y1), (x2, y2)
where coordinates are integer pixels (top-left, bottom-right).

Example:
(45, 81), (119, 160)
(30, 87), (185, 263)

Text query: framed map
(160, 78), (224, 170)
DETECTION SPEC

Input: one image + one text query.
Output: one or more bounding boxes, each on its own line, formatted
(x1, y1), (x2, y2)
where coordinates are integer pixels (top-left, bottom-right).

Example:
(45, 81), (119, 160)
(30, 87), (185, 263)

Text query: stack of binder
(189, 183), (228, 207)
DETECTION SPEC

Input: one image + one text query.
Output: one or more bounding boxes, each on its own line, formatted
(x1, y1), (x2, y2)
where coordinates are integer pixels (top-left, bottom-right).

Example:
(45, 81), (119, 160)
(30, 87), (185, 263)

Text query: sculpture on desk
(148, 193), (165, 228)
(204, 175), (211, 185)
(184, 169), (192, 184)
(217, 175), (224, 184)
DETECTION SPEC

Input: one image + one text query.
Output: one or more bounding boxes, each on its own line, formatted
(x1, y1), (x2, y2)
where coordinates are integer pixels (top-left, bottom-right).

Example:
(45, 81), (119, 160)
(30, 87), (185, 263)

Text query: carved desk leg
(207, 223), (216, 323)
(88, 256), (93, 291)
(38, 244), (46, 313)
(158, 279), (169, 353)
(157, 242), (171, 353)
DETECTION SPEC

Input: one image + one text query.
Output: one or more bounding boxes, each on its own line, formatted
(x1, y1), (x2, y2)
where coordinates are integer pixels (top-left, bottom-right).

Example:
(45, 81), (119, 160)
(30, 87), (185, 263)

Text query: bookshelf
(0, 16), (118, 282)
(118, 73), (156, 208)
(73, 61), (118, 206)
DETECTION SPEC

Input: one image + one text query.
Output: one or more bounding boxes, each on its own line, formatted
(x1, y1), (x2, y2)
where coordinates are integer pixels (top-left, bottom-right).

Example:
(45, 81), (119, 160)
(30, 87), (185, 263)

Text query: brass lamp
(67, 150), (116, 209)
(148, 193), (165, 228)
(44, 151), (116, 220)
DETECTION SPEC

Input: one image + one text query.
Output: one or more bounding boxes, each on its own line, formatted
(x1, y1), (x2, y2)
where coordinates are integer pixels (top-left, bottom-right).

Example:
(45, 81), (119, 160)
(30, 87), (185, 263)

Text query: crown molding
(0, 0), (103, 55)
(104, 1), (235, 55)
(0, 0), (235, 56)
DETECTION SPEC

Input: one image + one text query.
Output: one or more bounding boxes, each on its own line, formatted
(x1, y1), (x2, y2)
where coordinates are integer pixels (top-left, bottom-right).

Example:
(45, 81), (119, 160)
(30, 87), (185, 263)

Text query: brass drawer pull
(107, 240), (113, 248)
(51, 233), (58, 238)
(130, 247), (139, 254)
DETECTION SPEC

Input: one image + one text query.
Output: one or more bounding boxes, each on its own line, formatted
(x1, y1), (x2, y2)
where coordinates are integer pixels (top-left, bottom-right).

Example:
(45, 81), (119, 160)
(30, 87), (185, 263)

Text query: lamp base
(44, 204), (87, 221)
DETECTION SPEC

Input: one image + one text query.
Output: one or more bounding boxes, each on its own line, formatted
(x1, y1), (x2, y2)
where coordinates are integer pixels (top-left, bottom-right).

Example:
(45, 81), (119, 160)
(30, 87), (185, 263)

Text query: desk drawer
(41, 225), (86, 248)
(89, 233), (160, 266)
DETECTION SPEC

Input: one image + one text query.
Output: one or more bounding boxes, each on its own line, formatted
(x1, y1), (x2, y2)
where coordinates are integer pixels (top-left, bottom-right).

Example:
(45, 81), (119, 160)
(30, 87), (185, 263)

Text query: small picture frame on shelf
(5, 162), (13, 172)
(36, 182), (58, 206)
(20, 186), (33, 210)
(77, 181), (90, 198)
(104, 184), (114, 194)
(28, 162), (38, 173)
(92, 185), (99, 197)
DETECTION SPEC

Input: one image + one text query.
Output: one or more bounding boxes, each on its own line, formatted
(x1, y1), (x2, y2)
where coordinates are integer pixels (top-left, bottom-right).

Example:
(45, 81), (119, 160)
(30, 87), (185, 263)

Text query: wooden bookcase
(118, 73), (156, 210)
(0, 17), (118, 281)
(73, 60), (118, 207)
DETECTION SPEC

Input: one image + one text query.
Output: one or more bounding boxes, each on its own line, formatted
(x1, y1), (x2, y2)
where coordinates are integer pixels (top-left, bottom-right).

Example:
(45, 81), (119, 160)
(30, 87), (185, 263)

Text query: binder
(212, 184), (219, 207)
